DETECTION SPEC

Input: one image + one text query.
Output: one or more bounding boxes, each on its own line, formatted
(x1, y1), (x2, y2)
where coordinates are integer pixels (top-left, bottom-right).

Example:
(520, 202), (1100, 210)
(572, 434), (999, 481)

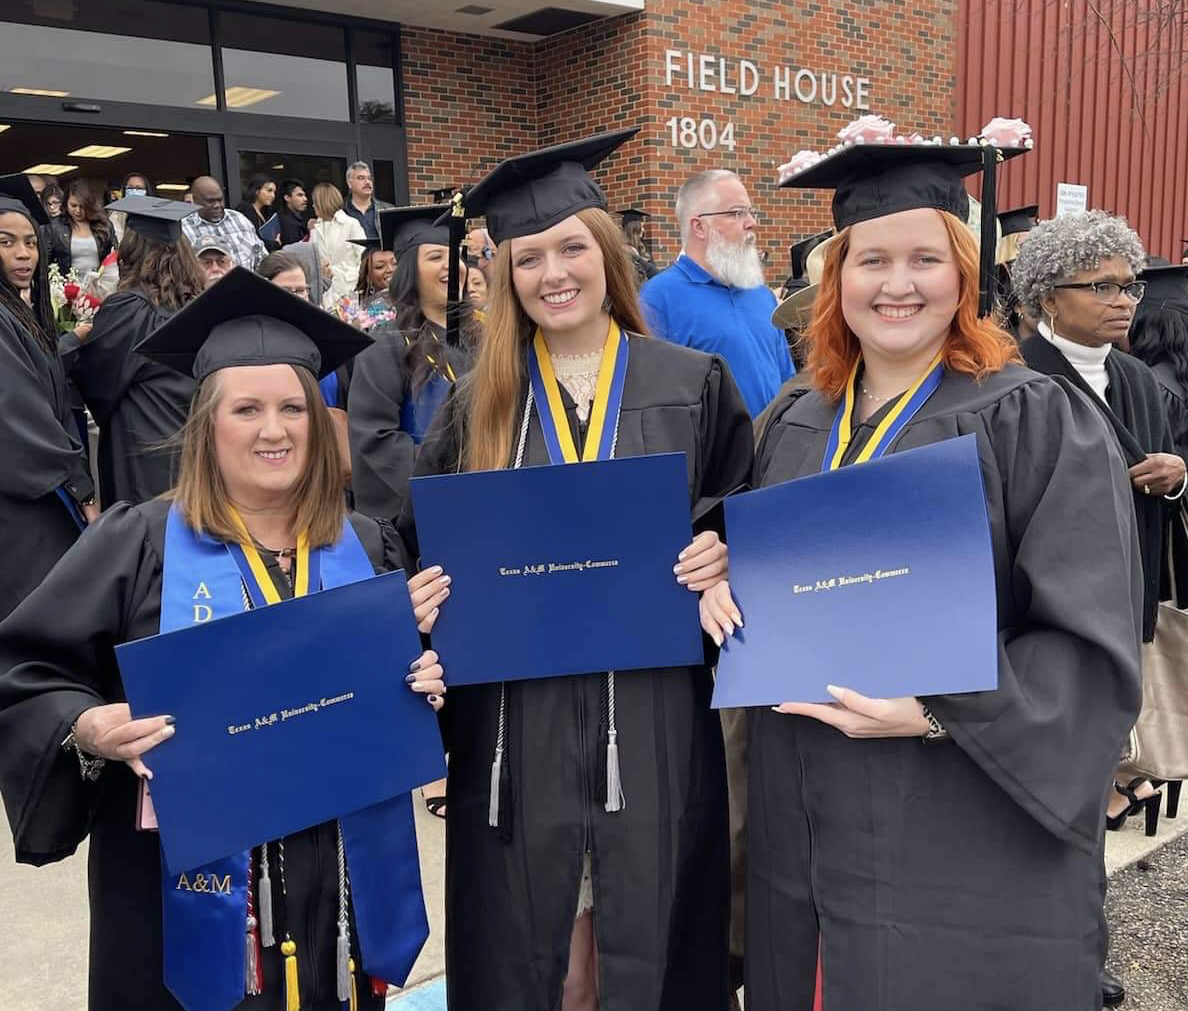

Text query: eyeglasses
(696, 207), (761, 224)
(1053, 280), (1147, 302)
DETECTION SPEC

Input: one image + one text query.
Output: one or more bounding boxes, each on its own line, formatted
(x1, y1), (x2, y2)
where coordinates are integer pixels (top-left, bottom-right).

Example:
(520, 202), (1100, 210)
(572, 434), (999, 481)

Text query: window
(217, 14), (350, 122)
(0, 0), (214, 109)
(354, 30), (398, 125)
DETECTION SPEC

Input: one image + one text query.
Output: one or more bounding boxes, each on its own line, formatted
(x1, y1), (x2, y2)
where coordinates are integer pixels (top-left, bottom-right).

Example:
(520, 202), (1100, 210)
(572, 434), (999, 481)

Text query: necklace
(858, 382), (897, 404)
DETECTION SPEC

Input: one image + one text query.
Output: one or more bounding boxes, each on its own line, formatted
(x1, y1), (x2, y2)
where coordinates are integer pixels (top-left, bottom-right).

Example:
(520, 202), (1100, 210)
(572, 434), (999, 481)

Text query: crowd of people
(0, 109), (1184, 1011)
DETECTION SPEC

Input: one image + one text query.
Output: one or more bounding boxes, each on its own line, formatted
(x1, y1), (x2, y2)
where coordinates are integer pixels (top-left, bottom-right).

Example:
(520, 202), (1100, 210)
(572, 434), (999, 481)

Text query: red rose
(63, 283), (80, 300)
(84, 294), (102, 309)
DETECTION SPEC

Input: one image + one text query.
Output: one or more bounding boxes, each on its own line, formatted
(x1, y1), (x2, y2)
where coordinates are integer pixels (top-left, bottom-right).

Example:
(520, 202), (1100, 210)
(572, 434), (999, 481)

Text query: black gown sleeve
(926, 379), (1144, 854)
(394, 382), (465, 564)
(0, 503), (157, 865)
(0, 311), (93, 503)
(348, 332), (418, 523)
(69, 292), (154, 422)
(690, 357), (754, 535)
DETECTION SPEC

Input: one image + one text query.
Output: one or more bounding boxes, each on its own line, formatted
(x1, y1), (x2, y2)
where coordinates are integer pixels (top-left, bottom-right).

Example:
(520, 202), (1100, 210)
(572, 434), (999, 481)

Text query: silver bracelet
(61, 724), (106, 782)
(1164, 471), (1188, 501)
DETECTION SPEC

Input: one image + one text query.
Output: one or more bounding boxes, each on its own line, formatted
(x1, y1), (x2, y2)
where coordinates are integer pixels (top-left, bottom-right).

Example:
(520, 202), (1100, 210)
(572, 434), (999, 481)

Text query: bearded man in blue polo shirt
(641, 169), (794, 417)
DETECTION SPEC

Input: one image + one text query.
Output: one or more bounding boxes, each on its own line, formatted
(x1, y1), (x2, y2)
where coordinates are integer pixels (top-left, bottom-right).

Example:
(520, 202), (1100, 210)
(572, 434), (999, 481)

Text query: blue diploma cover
(117, 570), (446, 874)
(712, 435), (998, 708)
(410, 453), (702, 685)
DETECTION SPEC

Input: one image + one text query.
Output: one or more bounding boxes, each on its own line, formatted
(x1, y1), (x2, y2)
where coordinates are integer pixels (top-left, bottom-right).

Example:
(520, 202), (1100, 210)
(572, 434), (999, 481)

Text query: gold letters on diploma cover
(175, 872), (233, 894)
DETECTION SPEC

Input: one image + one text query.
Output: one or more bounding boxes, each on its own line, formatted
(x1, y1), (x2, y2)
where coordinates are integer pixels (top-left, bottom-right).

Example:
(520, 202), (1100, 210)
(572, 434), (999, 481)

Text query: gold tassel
(282, 939), (300, 1011)
(349, 958), (359, 1011)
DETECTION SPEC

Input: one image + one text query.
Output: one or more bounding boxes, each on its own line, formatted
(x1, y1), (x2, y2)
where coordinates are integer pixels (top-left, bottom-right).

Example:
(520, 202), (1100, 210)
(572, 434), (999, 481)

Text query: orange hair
(804, 210), (1019, 402)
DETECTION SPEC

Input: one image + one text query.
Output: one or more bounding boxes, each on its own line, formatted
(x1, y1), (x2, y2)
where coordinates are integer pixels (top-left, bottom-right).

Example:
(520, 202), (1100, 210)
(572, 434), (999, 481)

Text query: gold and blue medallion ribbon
(158, 507), (428, 1011)
(527, 320), (629, 464)
(821, 352), (945, 472)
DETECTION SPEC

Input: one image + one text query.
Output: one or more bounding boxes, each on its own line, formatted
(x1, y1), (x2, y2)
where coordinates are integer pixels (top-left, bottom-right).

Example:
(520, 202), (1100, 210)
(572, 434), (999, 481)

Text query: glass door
(223, 135), (357, 218)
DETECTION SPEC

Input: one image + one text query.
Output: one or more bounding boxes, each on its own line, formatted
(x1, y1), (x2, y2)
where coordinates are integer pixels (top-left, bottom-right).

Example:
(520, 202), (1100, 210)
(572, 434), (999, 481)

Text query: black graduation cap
(0, 173), (49, 226)
(428, 185), (467, 203)
(443, 128), (640, 243)
(790, 229), (833, 279)
(619, 208), (650, 223)
(780, 141), (1028, 316)
(135, 267), (372, 383)
(105, 196), (195, 243)
(998, 204), (1039, 237)
(382, 203), (453, 259)
(1139, 262), (1188, 311)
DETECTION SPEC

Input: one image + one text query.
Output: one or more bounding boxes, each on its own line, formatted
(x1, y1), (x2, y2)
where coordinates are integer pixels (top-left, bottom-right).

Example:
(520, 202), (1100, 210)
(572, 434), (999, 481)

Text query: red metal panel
(956, 0), (1188, 259)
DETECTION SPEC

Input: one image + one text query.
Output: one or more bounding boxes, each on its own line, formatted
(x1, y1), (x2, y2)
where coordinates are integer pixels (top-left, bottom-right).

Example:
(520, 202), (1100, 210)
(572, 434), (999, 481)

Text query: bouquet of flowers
(48, 262), (106, 336)
(333, 294), (399, 331)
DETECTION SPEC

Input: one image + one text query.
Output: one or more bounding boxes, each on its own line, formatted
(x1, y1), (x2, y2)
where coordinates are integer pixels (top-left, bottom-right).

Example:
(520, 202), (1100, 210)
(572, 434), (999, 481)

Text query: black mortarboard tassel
(135, 267), (372, 382)
(106, 196), (196, 244)
(780, 141), (1027, 317)
(441, 128), (640, 244)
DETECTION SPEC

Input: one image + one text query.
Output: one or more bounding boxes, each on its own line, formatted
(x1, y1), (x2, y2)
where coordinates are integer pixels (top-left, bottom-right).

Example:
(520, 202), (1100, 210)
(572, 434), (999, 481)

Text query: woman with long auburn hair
(70, 197), (207, 506)
(398, 131), (753, 1011)
(703, 135), (1144, 1010)
(0, 268), (446, 1011)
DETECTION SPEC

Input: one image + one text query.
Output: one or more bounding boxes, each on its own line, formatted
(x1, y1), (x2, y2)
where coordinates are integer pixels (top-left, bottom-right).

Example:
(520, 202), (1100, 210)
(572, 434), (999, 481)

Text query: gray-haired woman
(1012, 209), (1185, 1007)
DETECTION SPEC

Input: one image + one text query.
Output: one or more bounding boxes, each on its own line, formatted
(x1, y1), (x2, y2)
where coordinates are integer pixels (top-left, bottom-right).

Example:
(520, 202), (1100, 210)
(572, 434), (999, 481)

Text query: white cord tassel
(258, 844), (275, 948)
(605, 671), (625, 812)
(246, 915), (261, 995)
(488, 684), (507, 828)
(336, 823), (351, 1003)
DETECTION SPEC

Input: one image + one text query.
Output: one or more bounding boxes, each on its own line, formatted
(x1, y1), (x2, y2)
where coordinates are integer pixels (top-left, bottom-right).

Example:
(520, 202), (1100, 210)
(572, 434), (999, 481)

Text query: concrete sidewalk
(1, 787), (1184, 1010)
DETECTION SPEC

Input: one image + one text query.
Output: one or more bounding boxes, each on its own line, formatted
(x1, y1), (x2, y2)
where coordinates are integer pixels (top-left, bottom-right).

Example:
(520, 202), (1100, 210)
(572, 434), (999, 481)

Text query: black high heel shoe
(1106, 778), (1163, 832)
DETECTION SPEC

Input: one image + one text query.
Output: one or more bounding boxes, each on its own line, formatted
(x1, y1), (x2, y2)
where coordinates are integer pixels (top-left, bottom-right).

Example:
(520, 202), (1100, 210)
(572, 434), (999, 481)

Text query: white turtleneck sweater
(1038, 321), (1111, 400)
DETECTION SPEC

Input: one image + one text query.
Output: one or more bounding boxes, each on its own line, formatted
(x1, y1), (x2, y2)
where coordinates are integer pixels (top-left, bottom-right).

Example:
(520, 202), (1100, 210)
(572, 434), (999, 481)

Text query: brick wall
(401, 0), (958, 270)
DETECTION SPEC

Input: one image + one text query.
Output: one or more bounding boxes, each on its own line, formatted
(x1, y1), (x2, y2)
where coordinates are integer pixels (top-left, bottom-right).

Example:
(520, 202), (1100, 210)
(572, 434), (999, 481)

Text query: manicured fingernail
(440, 587), (451, 598)
(673, 564), (683, 575)
(441, 575), (451, 586)
(712, 632), (723, 647)
(405, 673), (417, 683)
(163, 725), (175, 737)
(431, 607), (440, 619)
(678, 550), (688, 561)
(732, 613), (742, 627)
(677, 575), (688, 585)
(427, 566), (443, 575)
(723, 622), (734, 637)
(164, 715), (176, 726)
(409, 659), (422, 673)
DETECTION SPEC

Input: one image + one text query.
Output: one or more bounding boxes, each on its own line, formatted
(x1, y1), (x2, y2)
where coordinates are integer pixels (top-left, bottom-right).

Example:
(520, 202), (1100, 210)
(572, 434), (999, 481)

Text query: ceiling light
(10, 87), (71, 97)
(272, 164), (285, 170)
(69, 145), (133, 159)
(24, 163), (78, 175)
(124, 130), (170, 138)
(196, 87), (281, 109)
(156, 183), (190, 191)
(0, 125), (10, 134)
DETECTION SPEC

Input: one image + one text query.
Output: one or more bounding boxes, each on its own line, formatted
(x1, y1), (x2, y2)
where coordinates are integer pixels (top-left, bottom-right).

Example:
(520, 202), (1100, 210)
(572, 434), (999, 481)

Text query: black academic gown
(0, 498), (407, 1011)
(1020, 335), (1179, 640)
(349, 321), (470, 523)
(744, 365), (1143, 1011)
(0, 306), (94, 619)
(70, 291), (196, 506)
(399, 335), (753, 1011)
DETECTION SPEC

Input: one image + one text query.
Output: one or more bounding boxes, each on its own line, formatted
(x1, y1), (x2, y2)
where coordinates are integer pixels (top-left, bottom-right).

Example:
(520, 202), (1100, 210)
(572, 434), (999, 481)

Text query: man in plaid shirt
(182, 176), (266, 270)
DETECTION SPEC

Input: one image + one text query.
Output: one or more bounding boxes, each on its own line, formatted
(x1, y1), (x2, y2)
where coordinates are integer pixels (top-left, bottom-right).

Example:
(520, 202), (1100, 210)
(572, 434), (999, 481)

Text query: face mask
(124, 187), (146, 198)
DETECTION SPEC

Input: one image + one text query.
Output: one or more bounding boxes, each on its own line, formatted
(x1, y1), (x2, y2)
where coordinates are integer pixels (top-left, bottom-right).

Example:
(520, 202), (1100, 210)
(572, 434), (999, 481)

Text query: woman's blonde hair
(805, 209), (1018, 402)
(311, 182), (344, 221)
(169, 365), (347, 546)
(464, 206), (648, 472)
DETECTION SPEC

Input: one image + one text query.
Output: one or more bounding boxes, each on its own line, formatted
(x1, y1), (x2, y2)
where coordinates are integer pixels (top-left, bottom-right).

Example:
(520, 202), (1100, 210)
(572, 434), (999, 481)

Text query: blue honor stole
(527, 320), (629, 464)
(821, 352), (945, 471)
(159, 506), (429, 1011)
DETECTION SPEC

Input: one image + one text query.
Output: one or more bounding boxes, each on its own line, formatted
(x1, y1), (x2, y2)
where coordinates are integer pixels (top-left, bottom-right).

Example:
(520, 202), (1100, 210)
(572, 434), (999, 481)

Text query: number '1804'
(666, 117), (736, 152)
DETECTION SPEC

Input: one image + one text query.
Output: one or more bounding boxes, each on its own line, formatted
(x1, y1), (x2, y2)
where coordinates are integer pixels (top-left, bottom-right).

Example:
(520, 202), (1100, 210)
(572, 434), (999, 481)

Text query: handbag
(1122, 504), (1188, 781)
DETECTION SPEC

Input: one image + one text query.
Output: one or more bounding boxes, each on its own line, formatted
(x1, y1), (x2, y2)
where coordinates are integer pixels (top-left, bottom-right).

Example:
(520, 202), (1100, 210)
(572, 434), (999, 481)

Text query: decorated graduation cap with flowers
(776, 115), (1034, 316)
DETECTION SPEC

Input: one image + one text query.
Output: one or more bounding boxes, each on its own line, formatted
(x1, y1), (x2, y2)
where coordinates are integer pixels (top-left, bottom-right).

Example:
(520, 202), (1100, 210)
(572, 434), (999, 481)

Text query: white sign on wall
(1056, 183), (1088, 217)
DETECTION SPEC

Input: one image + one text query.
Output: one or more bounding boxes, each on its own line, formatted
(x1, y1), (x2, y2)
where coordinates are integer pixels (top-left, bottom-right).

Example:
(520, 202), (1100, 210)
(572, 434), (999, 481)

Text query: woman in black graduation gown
(400, 131), (753, 1011)
(707, 138), (1143, 1010)
(349, 204), (481, 523)
(0, 175), (97, 619)
(0, 269), (446, 1011)
(1130, 261), (1188, 461)
(69, 197), (206, 506)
